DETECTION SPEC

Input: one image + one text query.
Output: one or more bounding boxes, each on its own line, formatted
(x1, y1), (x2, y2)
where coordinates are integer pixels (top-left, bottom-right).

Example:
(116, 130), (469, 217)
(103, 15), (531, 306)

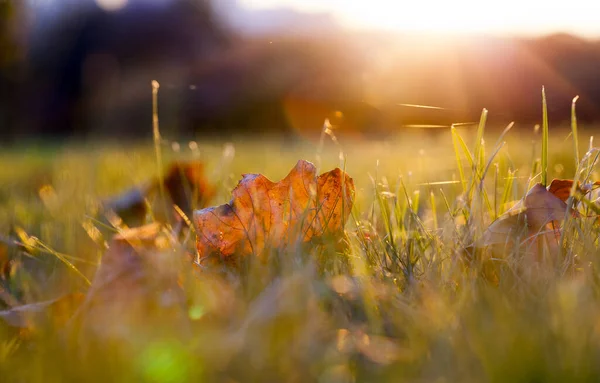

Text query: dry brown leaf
(194, 160), (354, 266)
(548, 178), (600, 202)
(482, 183), (568, 261)
(481, 213), (528, 248)
(103, 184), (151, 227)
(74, 223), (191, 346)
(522, 183), (567, 231)
(164, 161), (215, 218)
(0, 240), (10, 281)
(103, 161), (215, 227)
(548, 179), (576, 202)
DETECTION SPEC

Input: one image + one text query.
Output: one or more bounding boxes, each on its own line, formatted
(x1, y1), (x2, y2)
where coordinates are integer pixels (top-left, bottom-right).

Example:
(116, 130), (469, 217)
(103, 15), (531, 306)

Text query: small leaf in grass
(522, 183), (567, 231)
(103, 161), (215, 227)
(76, 223), (191, 343)
(0, 241), (10, 281)
(482, 212), (528, 247)
(194, 160), (354, 267)
(548, 179), (575, 202)
(482, 183), (568, 251)
(163, 161), (215, 219)
(104, 184), (152, 227)
(548, 178), (600, 202)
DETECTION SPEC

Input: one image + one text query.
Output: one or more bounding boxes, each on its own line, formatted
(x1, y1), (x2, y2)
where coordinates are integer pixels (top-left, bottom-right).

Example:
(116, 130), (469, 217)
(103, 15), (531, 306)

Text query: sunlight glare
(240, 0), (600, 37)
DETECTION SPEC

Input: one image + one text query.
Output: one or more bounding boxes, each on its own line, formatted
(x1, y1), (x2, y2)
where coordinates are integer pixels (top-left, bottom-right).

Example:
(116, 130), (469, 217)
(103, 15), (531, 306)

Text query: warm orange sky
(240, 0), (600, 37)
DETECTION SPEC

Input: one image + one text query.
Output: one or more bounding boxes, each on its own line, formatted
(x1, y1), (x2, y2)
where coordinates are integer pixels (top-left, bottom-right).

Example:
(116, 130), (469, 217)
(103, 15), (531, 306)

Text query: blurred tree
(20, 0), (232, 137)
(0, 1), (26, 138)
(0, 1), (20, 69)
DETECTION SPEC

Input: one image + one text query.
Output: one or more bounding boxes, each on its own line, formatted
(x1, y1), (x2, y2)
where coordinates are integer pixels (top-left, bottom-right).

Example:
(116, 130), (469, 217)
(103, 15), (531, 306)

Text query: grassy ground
(1, 121), (600, 382)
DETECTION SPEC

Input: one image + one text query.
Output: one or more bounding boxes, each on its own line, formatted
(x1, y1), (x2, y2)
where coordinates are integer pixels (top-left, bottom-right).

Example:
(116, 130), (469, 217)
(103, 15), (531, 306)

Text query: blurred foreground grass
(1, 125), (600, 382)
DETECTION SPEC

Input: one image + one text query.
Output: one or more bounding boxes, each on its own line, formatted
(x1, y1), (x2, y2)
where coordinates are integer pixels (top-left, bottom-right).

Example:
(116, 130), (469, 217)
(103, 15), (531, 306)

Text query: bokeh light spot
(96, 0), (128, 12)
(188, 304), (205, 320)
(136, 341), (191, 383)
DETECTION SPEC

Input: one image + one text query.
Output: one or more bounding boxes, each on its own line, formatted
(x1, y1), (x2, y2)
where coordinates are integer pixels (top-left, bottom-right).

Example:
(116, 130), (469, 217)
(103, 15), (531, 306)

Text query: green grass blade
(451, 127), (467, 194)
(500, 169), (515, 214)
(493, 122), (515, 150)
(589, 136), (595, 171)
(474, 108), (488, 175)
(430, 190), (438, 232)
(453, 129), (475, 168)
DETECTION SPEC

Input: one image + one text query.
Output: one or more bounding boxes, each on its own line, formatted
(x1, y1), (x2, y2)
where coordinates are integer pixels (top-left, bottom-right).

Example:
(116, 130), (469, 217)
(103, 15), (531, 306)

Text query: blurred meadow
(4, 0), (600, 382)
(3, 120), (600, 381)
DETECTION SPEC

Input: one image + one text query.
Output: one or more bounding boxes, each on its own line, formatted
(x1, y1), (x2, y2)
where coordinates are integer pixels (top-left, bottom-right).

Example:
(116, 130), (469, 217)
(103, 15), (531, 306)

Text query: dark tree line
(1, 0), (232, 140)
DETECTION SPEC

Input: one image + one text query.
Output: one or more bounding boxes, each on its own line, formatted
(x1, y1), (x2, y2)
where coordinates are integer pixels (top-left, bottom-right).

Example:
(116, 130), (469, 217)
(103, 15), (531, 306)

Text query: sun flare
(240, 0), (600, 37)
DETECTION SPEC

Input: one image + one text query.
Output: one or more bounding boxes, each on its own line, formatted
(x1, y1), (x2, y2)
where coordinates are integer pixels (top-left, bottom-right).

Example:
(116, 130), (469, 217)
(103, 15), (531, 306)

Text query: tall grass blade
(473, 108), (488, 176)
(589, 136), (594, 171)
(451, 127), (466, 195)
(397, 103), (447, 110)
(572, 95), (580, 166)
(493, 122), (514, 150)
(430, 190), (438, 232)
(451, 126), (470, 194)
(541, 86), (549, 187)
(152, 80), (168, 222)
(453, 129), (475, 168)
(500, 169), (515, 214)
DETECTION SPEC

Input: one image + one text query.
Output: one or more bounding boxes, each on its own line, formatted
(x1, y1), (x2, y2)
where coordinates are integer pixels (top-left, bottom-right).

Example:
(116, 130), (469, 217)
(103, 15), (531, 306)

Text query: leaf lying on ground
(548, 178), (600, 202)
(103, 161), (215, 227)
(469, 180), (582, 283)
(194, 160), (354, 267)
(472, 178), (600, 283)
(103, 184), (152, 228)
(482, 184), (567, 246)
(520, 183), (567, 230)
(74, 223), (191, 345)
(484, 178), (600, 250)
(163, 161), (215, 218)
(548, 179), (576, 202)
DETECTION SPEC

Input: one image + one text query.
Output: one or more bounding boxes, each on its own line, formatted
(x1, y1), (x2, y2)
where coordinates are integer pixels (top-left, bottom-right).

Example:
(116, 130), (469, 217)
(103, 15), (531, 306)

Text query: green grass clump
(1, 109), (600, 382)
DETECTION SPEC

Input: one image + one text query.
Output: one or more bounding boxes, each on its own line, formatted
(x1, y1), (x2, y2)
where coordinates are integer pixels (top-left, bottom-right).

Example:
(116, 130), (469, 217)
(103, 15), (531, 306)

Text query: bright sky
(239, 0), (600, 37)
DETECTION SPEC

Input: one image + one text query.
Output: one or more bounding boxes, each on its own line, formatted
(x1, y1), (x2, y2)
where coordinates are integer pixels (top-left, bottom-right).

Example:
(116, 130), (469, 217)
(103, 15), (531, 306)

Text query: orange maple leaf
(194, 160), (354, 266)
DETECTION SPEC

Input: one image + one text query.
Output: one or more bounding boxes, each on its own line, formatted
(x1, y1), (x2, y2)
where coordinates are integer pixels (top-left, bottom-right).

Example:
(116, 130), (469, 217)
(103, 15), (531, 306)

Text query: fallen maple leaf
(103, 161), (215, 227)
(103, 184), (151, 227)
(482, 182), (569, 261)
(164, 161), (215, 218)
(194, 160), (354, 266)
(548, 178), (600, 203)
(548, 179), (576, 202)
(519, 183), (567, 231)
